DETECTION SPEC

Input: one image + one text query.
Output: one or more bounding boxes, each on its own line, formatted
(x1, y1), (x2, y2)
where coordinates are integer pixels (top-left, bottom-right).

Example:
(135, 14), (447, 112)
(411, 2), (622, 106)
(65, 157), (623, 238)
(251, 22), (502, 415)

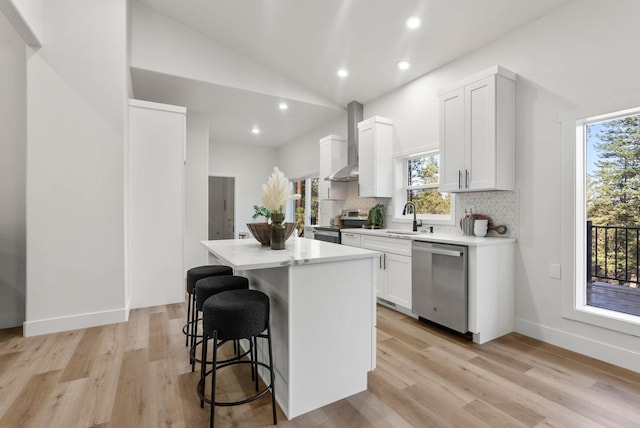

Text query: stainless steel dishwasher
(412, 240), (468, 334)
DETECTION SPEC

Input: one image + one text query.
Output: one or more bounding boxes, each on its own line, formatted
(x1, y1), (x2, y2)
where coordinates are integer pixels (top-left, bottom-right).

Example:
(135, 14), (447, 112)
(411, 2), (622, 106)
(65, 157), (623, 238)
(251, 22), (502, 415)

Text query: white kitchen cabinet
(360, 234), (412, 311)
(303, 225), (315, 239)
(358, 117), (393, 197)
(341, 231), (362, 247)
(439, 66), (515, 192)
(319, 135), (347, 200)
(128, 99), (185, 309)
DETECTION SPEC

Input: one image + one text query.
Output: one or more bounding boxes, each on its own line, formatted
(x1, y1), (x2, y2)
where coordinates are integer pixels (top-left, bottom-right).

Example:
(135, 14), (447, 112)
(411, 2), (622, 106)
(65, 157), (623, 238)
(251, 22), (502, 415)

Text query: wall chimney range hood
(326, 101), (363, 182)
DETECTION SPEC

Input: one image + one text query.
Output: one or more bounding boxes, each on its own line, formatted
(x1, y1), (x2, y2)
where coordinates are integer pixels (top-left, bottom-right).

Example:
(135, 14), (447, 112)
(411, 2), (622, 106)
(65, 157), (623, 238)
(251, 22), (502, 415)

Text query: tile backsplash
(319, 182), (518, 239)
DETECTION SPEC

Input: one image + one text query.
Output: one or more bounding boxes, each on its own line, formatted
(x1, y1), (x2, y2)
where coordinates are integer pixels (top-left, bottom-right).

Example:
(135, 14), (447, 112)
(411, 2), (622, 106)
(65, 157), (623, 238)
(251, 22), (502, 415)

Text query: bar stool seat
(198, 289), (277, 428)
(183, 265), (233, 349)
(190, 275), (249, 371)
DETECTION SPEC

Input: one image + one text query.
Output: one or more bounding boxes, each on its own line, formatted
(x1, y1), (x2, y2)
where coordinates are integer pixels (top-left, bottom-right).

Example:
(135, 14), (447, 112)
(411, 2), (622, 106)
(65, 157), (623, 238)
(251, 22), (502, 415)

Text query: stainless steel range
(314, 209), (368, 244)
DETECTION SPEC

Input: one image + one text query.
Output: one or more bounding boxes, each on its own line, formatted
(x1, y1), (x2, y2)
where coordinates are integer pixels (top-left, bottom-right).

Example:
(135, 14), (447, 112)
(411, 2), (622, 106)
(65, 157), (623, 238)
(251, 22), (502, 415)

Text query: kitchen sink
(384, 229), (422, 235)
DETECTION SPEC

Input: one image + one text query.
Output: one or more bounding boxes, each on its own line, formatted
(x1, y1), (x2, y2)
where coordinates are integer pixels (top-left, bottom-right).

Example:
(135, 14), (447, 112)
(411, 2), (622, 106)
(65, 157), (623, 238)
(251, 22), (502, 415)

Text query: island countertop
(201, 237), (380, 270)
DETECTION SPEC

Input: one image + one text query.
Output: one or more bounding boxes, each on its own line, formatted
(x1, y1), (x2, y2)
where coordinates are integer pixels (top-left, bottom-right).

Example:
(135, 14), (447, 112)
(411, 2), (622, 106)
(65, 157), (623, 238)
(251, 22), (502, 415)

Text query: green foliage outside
(408, 155), (451, 215)
(587, 115), (640, 287)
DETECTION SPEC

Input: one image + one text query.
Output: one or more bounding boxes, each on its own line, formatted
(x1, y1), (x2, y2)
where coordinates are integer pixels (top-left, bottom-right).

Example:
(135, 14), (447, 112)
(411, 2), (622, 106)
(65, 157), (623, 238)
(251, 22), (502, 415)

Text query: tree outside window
(406, 153), (451, 216)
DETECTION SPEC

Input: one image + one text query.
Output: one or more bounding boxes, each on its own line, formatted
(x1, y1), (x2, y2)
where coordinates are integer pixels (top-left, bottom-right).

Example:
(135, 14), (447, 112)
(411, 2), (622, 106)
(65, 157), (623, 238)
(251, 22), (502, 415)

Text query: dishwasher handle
(412, 245), (463, 257)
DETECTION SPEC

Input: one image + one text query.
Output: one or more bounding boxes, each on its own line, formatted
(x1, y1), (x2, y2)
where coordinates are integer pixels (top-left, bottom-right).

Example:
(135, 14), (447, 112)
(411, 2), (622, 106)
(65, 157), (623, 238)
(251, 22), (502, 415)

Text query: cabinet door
(384, 253), (412, 308)
(465, 76), (497, 190)
(341, 232), (362, 247)
(439, 88), (465, 192)
(128, 100), (185, 309)
(319, 137), (347, 200)
(358, 122), (376, 197)
(318, 140), (331, 200)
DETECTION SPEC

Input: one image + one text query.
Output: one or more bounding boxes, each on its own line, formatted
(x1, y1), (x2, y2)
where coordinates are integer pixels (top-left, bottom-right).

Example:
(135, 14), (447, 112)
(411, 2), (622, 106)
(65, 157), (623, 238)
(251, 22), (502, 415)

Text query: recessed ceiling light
(337, 68), (349, 78)
(406, 16), (421, 29)
(278, 102), (288, 111)
(397, 60), (411, 70)
(252, 127), (260, 135)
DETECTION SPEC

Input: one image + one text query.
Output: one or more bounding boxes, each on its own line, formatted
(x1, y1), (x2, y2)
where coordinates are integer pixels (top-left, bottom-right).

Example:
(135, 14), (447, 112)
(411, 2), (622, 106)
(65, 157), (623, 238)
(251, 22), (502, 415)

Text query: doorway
(208, 176), (235, 240)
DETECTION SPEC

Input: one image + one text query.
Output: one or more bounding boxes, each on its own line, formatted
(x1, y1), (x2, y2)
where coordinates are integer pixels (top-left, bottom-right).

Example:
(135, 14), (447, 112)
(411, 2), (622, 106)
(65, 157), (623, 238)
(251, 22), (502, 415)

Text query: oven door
(314, 228), (340, 244)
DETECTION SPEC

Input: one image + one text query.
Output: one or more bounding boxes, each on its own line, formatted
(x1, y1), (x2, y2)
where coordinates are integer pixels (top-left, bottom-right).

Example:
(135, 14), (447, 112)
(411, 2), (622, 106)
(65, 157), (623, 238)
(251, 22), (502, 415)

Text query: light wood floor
(1, 303), (640, 427)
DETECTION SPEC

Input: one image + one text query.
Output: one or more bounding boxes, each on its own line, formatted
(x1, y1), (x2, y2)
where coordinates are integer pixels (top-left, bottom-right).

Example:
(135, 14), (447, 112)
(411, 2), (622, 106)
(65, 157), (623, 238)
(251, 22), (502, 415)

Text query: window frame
(559, 95), (640, 337)
(393, 148), (455, 225)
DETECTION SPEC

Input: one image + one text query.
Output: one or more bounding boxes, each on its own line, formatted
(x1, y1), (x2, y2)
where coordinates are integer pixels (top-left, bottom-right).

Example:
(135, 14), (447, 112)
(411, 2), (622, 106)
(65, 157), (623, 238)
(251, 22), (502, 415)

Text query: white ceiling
(133, 0), (572, 147)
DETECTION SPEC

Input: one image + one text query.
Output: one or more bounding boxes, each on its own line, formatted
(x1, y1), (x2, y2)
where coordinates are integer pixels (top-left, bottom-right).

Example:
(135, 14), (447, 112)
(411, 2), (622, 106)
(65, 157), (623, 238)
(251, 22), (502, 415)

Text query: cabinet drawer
(341, 232), (362, 247)
(361, 235), (412, 256)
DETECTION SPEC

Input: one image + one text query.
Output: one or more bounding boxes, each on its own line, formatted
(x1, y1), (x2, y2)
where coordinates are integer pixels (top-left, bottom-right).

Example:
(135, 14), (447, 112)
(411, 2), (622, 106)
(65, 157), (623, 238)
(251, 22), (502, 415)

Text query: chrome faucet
(402, 201), (422, 232)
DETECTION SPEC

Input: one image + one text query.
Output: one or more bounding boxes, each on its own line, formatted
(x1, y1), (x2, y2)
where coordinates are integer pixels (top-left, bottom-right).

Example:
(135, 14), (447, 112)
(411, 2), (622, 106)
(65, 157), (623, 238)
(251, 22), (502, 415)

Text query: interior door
(208, 176), (235, 240)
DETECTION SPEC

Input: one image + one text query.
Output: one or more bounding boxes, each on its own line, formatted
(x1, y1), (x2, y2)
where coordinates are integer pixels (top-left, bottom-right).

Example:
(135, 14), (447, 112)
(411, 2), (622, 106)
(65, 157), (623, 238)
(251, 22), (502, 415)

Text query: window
(559, 99), (640, 336)
(585, 112), (640, 316)
(289, 176), (318, 237)
(394, 150), (454, 224)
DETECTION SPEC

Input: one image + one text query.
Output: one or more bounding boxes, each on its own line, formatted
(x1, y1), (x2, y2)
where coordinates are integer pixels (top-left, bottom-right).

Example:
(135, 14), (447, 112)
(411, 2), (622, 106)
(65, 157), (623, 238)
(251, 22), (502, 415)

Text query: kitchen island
(201, 237), (380, 419)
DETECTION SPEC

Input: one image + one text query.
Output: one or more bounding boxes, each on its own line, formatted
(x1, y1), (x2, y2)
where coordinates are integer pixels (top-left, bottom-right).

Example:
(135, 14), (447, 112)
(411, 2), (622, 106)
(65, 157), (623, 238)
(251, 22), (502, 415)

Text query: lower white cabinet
(380, 252), (411, 308)
(341, 231), (362, 247)
(360, 235), (412, 311)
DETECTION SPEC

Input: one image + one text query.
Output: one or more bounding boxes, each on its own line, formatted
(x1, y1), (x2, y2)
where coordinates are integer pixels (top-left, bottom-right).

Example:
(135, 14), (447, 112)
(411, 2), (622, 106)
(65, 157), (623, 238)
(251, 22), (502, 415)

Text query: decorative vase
(270, 212), (286, 250)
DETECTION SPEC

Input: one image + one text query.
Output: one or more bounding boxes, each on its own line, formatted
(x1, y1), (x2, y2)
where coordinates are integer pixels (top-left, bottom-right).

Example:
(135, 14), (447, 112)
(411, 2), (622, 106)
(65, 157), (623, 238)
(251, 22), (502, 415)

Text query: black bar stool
(183, 265), (233, 350)
(191, 275), (249, 371)
(198, 289), (277, 428)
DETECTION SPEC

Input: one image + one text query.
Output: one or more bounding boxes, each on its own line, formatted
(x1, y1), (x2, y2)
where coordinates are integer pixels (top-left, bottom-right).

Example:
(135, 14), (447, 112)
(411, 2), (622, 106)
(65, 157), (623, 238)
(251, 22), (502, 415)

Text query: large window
(394, 150), (454, 224)
(585, 111), (640, 316)
(560, 99), (640, 336)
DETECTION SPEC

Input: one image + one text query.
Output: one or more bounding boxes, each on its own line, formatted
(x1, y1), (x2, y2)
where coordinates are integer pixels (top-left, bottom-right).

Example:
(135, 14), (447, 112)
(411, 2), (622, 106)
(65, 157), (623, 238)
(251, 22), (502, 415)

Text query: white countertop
(202, 237), (380, 270)
(341, 228), (516, 246)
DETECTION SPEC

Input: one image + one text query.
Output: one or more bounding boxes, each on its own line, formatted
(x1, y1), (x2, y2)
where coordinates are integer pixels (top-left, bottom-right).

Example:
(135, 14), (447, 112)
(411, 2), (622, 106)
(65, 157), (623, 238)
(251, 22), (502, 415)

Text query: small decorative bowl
(246, 222), (296, 246)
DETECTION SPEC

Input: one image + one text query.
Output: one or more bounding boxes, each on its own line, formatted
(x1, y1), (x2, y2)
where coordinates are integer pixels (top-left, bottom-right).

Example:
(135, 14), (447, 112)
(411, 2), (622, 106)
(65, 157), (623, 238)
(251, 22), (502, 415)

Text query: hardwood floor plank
(81, 350), (125, 426)
(38, 377), (92, 428)
(60, 326), (103, 382)
(0, 369), (62, 428)
(421, 346), (602, 428)
(148, 358), (185, 428)
(1, 303), (640, 427)
(109, 348), (149, 428)
(468, 353), (636, 427)
(462, 398), (529, 427)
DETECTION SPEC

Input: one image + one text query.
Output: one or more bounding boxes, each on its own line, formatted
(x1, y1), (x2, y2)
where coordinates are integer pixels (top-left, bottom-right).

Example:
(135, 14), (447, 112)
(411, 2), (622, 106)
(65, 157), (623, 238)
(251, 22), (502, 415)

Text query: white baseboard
(515, 317), (640, 373)
(23, 307), (130, 337)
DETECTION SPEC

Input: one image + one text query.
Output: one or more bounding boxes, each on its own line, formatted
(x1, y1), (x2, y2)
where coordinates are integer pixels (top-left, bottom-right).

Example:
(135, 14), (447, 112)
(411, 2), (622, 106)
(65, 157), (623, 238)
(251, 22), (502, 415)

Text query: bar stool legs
(182, 265), (233, 352)
(197, 289), (277, 428)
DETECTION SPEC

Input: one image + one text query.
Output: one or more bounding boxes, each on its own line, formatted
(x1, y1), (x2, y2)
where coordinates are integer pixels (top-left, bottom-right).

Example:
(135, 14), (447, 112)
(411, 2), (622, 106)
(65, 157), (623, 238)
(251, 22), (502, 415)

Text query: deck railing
(587, 221), (640, 287)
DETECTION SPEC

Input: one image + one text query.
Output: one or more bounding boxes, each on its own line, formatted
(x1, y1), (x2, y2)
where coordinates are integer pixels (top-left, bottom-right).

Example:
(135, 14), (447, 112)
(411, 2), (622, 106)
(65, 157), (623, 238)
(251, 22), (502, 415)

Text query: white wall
(209, 142), (278, 234)
(0, 11), (26, 328)
(277, 115), (347, 180)
(24, 0), (128, 335)
(185, 111), (210, 269)
(361, 0), (640, 371)
(130, 1), (338, 109)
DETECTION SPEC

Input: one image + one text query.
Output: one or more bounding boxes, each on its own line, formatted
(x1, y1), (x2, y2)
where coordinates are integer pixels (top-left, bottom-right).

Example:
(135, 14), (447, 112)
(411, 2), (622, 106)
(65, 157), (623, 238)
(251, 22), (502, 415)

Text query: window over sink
(393, 149), (455, 225)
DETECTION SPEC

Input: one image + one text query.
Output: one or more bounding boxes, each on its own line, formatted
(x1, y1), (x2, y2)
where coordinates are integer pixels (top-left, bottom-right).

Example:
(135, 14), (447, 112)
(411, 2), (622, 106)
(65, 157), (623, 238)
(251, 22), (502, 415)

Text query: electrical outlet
(468, 205), (475, 214)
(549, 263), (561, 279)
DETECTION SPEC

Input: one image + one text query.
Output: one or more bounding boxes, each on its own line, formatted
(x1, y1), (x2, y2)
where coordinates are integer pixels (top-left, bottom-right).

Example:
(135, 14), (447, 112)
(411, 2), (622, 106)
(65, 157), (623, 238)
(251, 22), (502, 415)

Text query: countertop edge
(341, 228), (516, 246)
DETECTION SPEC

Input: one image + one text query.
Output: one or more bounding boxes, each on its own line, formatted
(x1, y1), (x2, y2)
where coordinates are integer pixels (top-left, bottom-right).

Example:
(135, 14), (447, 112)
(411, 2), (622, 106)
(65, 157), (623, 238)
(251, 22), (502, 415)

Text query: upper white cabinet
(358, 116), (393, 197)
(439, 66), (515, 192)
(319, 135), (347, 200)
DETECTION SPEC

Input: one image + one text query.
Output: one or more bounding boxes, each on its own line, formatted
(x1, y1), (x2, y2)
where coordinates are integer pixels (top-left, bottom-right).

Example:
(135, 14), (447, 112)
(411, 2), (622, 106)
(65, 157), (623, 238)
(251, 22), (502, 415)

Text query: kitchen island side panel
(288, 258), (374, 418)
(240, 257), (375, 419)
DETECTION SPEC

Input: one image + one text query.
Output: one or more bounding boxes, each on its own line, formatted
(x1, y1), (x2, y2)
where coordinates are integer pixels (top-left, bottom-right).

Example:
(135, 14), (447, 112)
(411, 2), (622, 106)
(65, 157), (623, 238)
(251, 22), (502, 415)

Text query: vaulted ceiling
(131, 0), (572, 146)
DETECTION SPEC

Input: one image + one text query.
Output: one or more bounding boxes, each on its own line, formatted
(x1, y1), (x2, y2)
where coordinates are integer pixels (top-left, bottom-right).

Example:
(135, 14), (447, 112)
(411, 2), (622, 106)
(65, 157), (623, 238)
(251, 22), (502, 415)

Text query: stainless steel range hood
(326, 101), (363, 182)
